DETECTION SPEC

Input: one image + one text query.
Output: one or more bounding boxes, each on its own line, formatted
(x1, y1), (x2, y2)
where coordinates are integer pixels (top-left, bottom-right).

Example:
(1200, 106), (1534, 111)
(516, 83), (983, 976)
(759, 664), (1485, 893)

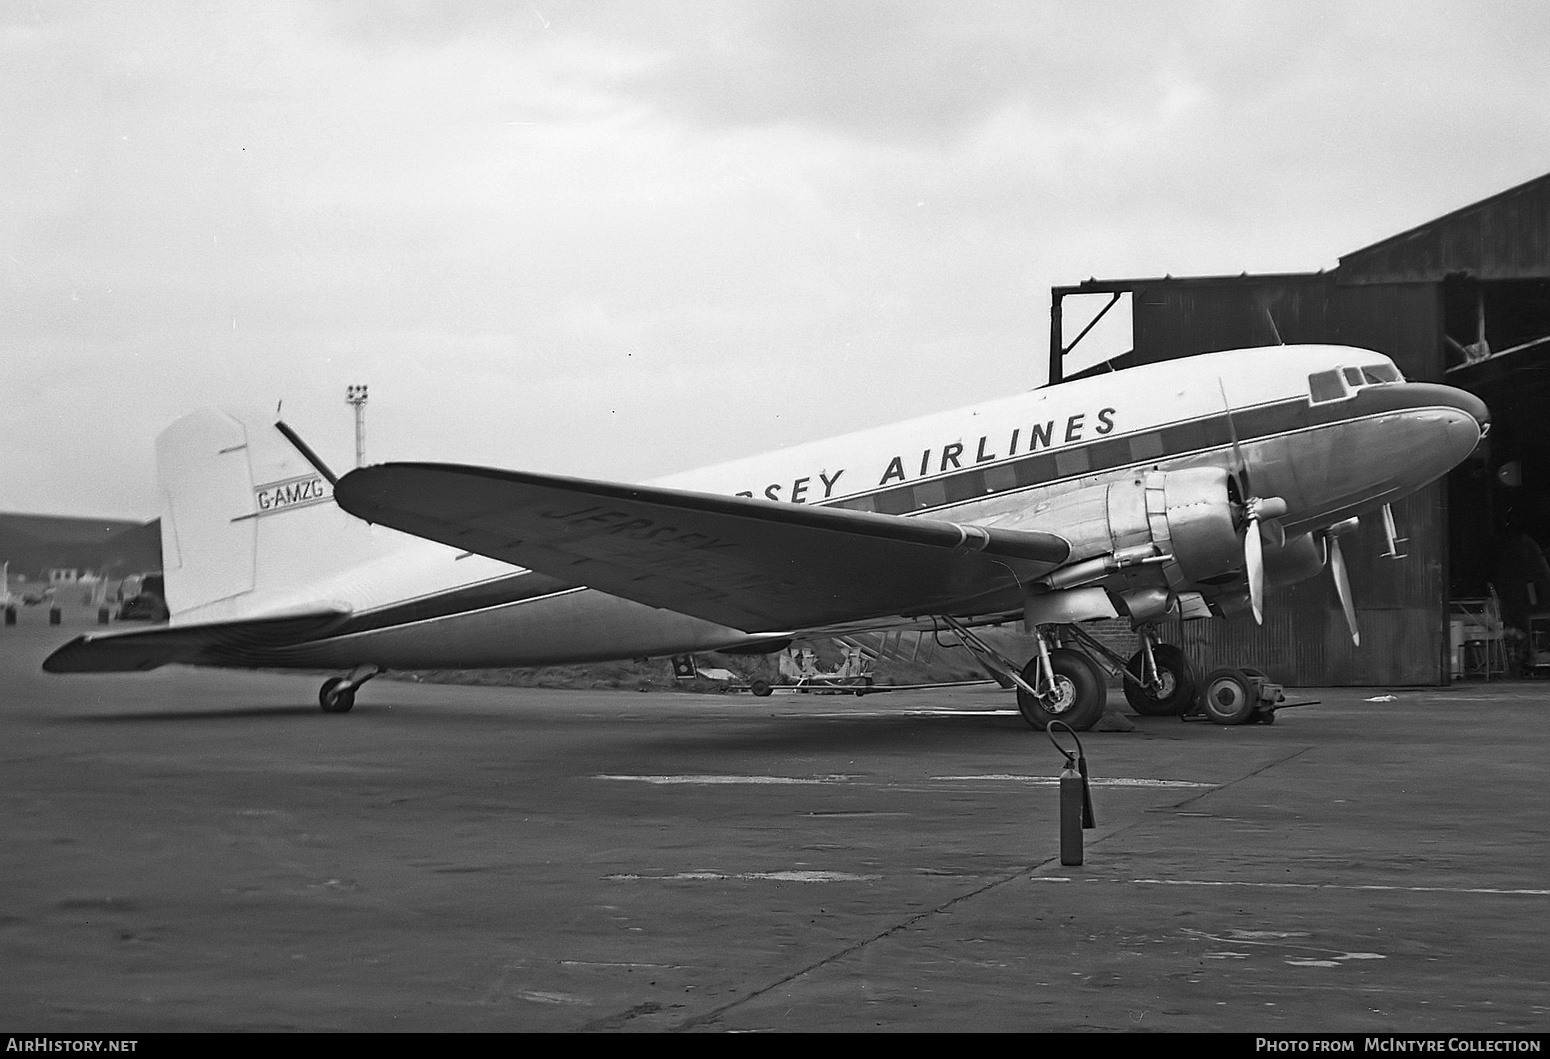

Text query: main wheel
(1123, 643), (1197, 716)
(749, 679), (773, 698)
(319, 677), (356, 714)
(1016, 648), (1106, 732)
(1200, 667), (1256, 725)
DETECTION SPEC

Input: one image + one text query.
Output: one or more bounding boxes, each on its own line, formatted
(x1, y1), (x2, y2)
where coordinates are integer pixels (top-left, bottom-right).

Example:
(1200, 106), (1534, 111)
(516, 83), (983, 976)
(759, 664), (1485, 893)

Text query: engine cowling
(1261, 532), (1326, 588)
(1126, 467), (1242, 585)
(1004, 467), (1241, 586)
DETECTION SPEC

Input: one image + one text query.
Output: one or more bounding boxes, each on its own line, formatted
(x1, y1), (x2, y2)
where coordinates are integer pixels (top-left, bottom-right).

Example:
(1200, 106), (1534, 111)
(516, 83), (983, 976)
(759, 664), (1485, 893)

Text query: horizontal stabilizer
(334, 463), (1071, 632)
(42, 606), (351, 674)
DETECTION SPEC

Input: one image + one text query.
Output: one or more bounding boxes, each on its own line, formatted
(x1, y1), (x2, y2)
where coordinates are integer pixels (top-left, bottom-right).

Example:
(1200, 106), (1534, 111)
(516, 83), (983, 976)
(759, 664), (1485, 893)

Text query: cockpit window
(1310, 363), (1404, 403)
(1308, 369), (1349, 403)
(1363, 363), (1403, 384)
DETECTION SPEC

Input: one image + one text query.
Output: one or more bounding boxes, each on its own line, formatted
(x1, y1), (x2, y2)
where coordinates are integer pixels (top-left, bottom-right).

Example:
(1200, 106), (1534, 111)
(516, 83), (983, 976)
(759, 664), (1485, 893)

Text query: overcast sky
(5, 0), (1549, 520)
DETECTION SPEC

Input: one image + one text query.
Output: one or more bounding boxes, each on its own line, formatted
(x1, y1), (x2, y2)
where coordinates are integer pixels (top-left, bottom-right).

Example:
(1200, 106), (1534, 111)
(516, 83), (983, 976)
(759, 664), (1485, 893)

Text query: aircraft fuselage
(251, 344), (1486, 671)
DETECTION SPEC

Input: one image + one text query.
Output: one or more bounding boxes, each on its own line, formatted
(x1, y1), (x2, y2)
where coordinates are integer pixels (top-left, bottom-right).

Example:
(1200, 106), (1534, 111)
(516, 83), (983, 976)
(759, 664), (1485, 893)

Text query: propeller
(1219, 379), (1252, 501)
(1242, 496), (1288, 624)
(1325, 519), (1361, 645)
(1220, 379), (1288, 625)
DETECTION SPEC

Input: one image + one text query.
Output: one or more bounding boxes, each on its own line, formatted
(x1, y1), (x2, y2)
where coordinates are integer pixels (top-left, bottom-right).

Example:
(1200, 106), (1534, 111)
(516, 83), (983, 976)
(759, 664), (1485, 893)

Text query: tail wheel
(319, 677), (356, 714)
(1016, 648), (1105, 732)
(1200, 667), (1256, 725)
(1123, 643), (1197, 716)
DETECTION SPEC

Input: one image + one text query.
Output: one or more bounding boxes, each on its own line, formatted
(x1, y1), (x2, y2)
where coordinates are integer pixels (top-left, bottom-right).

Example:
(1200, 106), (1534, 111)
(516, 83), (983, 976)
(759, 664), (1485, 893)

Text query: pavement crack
(665, 857), (1066, 1031)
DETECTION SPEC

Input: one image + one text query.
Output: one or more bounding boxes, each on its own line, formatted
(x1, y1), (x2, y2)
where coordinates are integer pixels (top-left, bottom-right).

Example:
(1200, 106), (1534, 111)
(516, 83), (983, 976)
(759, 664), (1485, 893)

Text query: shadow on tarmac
(56, 704), (336, 723)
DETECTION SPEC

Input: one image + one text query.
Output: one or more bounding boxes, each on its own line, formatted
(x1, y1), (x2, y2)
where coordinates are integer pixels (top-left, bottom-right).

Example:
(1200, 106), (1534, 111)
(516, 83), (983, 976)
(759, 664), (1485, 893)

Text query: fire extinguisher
(1047, 721), (1095, 866)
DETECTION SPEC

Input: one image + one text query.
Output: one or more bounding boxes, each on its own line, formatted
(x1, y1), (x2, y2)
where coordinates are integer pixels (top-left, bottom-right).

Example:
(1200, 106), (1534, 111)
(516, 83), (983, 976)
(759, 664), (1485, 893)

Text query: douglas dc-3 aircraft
(45, 344), (1488, 730)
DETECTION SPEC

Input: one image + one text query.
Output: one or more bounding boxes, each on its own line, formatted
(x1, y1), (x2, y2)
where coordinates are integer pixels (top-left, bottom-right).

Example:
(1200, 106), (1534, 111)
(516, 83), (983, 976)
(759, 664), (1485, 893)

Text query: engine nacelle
(1262, 532), (1326, 588)
(1004, 467), (1241, 588)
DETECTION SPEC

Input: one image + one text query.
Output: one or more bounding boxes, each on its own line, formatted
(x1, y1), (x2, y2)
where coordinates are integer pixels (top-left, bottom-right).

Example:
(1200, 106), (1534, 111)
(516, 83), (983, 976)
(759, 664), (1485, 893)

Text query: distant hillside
(0, 513), (161, 578)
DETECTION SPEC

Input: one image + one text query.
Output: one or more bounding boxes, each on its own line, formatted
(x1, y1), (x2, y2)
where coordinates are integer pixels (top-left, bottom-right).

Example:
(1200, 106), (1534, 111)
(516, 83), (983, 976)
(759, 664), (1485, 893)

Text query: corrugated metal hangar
(1050, 172), (1550, 686)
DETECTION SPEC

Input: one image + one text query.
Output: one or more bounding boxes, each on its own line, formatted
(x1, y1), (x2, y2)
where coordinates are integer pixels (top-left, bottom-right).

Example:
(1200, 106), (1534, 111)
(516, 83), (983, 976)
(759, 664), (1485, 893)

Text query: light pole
(346, 384), (368, 468)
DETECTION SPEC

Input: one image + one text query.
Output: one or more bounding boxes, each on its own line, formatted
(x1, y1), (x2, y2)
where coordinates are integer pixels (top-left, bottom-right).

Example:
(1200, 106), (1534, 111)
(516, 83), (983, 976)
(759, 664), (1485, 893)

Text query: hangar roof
(1336, 171), (1550, 284)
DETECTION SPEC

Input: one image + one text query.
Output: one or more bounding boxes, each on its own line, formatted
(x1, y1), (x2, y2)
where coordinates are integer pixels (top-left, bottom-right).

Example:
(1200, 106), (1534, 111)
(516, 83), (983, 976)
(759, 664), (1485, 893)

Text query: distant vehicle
(116, 573), (168, 622)
(21, 585), (54, 606)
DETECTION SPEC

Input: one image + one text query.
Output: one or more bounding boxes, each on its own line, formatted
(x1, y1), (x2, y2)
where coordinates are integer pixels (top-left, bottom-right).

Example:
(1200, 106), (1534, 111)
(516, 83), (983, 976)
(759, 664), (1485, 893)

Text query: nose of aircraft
(1443, 384), (1491, 435)
(1372, 382), (1492, 489)
(1438, 383), (1491, 462)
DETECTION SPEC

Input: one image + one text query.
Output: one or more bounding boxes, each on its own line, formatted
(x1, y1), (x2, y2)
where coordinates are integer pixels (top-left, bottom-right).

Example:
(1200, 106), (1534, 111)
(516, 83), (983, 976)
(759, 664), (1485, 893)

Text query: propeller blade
(1240, 498), (1285, 627)
(1245, 513), (1265, 625)
(1329, 534), (1360, 646)
(1219, 379), (1250, 497)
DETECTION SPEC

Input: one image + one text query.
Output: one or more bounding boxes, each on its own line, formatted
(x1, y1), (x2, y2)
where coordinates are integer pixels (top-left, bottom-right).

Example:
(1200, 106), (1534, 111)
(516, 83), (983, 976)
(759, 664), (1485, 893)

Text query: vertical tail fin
(156, 408), (401, 622)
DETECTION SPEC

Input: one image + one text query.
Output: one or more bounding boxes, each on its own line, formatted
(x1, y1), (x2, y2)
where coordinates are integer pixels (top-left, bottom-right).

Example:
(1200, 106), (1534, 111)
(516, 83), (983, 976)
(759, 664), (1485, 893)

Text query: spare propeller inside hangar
(1049, 171), (1550, 687)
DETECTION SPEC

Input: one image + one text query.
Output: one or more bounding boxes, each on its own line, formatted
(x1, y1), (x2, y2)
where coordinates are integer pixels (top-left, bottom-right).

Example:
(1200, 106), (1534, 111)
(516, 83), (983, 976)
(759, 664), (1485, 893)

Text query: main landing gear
(937, 616), (1109, 731)
(1121, 635), (1197, 717)
(1054, 622), (1195, 721)
(318, 665), (381, 713)
(1013, 647), (1106, 731)
(941, 616), (1289, 729)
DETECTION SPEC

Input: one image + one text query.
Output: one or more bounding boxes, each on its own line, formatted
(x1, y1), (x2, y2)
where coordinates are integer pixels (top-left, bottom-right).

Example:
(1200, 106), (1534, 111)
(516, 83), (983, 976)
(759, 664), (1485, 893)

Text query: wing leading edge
(333, 463), (1070, 632)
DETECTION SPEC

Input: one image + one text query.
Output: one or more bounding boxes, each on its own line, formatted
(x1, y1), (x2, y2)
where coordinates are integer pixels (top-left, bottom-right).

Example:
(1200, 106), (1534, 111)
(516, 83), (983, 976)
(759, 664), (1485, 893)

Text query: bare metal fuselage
(248, 362), (1486, 672)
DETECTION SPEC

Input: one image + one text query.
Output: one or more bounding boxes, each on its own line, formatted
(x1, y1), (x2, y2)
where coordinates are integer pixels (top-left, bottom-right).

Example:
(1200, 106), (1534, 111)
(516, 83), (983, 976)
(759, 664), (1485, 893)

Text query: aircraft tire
(319, 677), (356, 714)
(1200, 667), (1256, 725)
(749, 679), (773, 698)
(1016, 648), (1105, 732)
(1123, 644), (1196, 716)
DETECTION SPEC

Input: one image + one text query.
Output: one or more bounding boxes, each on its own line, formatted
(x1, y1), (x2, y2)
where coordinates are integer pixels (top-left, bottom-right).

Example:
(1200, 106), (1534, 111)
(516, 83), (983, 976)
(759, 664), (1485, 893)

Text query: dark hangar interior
(1050, 171), (1550, 686)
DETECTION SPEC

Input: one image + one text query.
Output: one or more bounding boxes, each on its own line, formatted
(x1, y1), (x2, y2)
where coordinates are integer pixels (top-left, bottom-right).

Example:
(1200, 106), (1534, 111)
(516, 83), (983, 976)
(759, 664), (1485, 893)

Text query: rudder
(156, 409), (400, 623)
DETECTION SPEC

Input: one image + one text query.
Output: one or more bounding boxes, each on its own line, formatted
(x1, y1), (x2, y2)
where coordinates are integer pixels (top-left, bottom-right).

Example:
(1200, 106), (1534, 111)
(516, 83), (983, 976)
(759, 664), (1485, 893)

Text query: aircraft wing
(43, 606), (351, 673)
(334, 463), (1070, 632)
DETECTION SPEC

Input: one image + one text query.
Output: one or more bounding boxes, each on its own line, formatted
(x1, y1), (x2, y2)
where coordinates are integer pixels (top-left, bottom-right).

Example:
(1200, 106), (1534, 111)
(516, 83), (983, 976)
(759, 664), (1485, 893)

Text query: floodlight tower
(346, 384), (369, 468)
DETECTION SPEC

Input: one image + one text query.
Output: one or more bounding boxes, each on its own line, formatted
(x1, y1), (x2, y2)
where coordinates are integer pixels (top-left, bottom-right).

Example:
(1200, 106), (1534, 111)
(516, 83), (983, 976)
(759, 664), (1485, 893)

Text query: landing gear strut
(319, 665), (381, 713)
(1015, 647), (1106, 731)
(1059, 622), (1195, 718)
(935, 616), (1108, 732)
